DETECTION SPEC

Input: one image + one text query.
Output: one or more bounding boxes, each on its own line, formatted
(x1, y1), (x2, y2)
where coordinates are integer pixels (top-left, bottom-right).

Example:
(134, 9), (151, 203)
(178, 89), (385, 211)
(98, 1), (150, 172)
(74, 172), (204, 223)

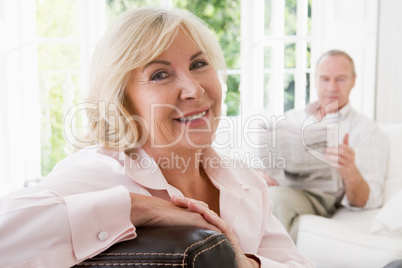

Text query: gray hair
(316, 49), (356, 77)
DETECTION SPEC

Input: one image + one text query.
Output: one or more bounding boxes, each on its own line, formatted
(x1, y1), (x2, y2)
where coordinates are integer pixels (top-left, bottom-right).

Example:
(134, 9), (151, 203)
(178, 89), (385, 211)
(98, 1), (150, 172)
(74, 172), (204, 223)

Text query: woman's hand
(129, 193), (221, 232)
(172, 195), (260, 268)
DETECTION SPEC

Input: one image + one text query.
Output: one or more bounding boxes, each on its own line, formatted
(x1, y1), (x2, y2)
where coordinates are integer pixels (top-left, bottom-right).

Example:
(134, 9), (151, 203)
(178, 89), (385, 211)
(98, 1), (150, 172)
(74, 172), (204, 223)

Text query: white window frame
(240, 0), (311, 115)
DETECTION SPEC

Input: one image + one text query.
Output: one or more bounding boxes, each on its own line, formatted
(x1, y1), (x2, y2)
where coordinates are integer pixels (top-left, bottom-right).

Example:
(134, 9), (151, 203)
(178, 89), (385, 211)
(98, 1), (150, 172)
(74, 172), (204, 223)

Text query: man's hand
(325, 134), (369, 207)
(328, 134), (359, 179)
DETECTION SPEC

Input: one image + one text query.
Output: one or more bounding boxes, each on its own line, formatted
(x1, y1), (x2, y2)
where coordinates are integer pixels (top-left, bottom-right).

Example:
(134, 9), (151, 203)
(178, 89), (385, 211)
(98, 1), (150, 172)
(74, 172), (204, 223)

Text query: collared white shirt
(0, 146), (313, 267)
(284, 102), (389, 209)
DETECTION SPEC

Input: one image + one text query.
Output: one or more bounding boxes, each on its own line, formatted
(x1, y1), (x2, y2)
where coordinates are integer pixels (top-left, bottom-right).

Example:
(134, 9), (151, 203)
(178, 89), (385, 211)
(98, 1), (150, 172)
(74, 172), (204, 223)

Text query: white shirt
(0, 146), (313, 267)
(284, 102), (389, 209)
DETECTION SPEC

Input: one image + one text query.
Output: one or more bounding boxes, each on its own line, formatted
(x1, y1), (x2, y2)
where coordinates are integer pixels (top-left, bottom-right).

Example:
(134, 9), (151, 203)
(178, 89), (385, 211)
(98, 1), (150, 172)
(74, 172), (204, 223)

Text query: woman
(0, 7), (313, 267)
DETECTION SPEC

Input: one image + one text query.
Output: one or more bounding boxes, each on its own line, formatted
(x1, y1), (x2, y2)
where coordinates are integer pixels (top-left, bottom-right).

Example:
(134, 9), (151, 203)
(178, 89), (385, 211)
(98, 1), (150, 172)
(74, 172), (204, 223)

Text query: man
(259, 50), (389, 242)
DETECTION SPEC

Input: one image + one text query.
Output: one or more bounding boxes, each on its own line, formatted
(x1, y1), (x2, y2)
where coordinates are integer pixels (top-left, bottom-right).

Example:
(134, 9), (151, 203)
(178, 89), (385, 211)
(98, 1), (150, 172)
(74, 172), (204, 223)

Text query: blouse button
(98, 231), (108, 241)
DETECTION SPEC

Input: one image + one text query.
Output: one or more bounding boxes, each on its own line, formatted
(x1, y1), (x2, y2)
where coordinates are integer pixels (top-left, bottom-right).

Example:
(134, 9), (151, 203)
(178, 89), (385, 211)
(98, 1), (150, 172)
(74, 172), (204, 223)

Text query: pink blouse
(0, 146), (313, 267)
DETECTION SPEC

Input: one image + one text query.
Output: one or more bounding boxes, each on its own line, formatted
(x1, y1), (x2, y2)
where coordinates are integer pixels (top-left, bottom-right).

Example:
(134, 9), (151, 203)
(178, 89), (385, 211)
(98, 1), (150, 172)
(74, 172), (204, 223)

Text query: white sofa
(213, 116), (402, 268)
(297, 123), (402, 268)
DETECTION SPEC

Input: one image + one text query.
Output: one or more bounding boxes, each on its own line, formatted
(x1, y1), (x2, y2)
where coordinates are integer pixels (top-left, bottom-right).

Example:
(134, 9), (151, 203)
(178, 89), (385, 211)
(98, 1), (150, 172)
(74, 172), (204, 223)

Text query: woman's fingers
(171, 195), (209, 209)
(172, 195), (257, 267)
(130, 193), (221, 232)
(172, 195), (225, 229)
(171, 195), (226, 232)
(176, 211), (222, 233)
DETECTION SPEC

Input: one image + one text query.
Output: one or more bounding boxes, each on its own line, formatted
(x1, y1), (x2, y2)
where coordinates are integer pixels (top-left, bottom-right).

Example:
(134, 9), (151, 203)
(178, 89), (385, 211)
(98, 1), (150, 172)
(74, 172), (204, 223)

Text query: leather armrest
(74, 227), (237, 268)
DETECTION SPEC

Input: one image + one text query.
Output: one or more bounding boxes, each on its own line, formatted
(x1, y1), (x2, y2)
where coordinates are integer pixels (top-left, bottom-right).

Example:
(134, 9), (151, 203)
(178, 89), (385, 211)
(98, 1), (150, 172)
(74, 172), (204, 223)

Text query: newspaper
(256, 118), (344, 197)
(213, 114), (344, 198)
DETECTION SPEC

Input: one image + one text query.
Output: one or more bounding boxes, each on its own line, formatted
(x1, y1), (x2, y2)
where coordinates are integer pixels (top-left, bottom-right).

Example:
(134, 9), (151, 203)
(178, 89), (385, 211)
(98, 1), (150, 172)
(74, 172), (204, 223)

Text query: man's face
(315, 54), (356, 112)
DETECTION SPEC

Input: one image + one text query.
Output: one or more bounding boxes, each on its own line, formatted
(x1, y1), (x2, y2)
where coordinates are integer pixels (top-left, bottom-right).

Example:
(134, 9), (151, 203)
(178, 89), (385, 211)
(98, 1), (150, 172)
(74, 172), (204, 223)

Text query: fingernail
(173, 195), (183, 201)
(208, 210), (218, 217)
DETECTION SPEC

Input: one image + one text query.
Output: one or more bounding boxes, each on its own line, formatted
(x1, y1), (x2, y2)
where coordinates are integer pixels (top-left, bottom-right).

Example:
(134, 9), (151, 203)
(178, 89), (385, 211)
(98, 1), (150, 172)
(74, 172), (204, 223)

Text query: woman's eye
(151, 71), (168, 81)
(190, 60), (208, 70)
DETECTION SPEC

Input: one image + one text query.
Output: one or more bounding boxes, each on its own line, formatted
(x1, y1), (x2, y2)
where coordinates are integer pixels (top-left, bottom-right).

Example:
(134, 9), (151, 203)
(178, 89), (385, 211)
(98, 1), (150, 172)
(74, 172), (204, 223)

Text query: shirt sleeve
(0, 186), (135, 267)
(341, 126), (389, 209)
(65, 186), (136, 260)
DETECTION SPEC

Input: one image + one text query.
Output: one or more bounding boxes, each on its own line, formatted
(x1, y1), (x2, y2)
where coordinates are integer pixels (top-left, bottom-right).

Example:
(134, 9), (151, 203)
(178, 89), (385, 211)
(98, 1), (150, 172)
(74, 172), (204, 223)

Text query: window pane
(264, 73), (271, 108)
(36, 0), (80, 38)
(36, 0), (83, 177)
(306, 42), (311, 68)
(172, 0), (241, 69)
(264, 46), (272, 69)
(284, 43), (295, 68)
(264, 0), (273, 35)
(38, 44), (80, 70)
(284, 73), (294, 111)
(106, 0), (160, 24)
(225, 75), (241, 116)
(307, 0), (312, 35)
(39, 73), (80, 175)
(285, 0), (297, 35)
(305, 73), (310, 105)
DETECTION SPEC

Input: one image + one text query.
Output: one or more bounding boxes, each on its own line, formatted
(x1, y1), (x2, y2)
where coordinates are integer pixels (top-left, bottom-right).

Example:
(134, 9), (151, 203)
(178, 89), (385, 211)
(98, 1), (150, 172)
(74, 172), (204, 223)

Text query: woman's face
(125, 29), (222, 151)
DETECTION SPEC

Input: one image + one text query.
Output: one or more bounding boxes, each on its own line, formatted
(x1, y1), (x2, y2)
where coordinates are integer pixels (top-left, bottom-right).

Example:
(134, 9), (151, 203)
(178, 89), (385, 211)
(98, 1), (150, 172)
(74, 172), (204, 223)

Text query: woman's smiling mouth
(178, 110), (207, 122)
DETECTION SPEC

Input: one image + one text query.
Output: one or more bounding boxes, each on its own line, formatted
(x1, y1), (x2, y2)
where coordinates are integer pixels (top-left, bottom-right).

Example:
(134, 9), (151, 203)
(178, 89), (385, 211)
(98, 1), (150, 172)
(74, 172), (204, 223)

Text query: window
(0, 0), (311, 193)
(241, 0), (312, 115)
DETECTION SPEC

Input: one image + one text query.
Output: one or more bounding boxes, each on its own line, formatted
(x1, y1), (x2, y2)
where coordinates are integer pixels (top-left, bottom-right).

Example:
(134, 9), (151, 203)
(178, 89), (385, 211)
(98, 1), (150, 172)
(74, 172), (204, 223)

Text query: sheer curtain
(0, 0), (40, 195)
(0, 0), (106, 195)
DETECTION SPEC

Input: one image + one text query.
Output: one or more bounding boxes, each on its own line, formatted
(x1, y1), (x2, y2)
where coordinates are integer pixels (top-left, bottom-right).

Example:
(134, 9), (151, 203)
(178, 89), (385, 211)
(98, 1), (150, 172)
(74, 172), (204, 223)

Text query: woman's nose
(178, 72), (204, 100)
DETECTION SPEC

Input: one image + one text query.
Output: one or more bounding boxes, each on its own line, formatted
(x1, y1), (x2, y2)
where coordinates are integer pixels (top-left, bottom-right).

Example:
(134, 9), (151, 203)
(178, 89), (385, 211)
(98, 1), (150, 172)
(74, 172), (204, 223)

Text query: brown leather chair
(74, 227), (237, 268)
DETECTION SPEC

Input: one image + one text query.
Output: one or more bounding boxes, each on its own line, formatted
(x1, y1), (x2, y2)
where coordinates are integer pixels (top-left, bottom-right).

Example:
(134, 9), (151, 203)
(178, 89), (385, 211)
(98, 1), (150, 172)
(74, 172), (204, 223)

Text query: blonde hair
(85, 7), (226, 151)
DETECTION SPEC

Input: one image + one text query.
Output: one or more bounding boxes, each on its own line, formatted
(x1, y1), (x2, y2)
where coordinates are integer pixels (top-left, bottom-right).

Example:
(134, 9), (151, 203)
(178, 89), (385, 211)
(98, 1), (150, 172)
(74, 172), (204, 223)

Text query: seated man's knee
(268, 187), (301, 224)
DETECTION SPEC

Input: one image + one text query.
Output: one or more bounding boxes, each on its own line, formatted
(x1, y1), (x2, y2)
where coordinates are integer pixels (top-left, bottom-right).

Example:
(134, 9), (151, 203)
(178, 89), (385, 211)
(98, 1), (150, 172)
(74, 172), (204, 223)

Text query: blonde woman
(0, 7), (313, 268)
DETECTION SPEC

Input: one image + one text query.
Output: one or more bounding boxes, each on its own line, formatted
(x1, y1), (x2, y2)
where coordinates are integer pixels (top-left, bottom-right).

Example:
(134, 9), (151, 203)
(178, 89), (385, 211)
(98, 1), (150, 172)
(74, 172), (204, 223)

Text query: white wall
(312, 0), (402, 123)
(312, 0), (379, 120)
(375, 0), (402, 123)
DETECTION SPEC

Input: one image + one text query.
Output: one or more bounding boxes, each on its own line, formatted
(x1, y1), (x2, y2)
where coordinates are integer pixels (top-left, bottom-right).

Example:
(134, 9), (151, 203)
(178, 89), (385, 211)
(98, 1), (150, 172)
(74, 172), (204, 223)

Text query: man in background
(259, 50), (389, 242)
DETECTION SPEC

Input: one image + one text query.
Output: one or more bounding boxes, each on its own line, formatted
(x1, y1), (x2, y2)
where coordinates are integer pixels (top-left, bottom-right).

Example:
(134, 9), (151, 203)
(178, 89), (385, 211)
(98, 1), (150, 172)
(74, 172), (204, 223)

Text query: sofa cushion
(371, 190), (402, 237)
(379, 123), (402, 201)
(298, 214), (402, 268)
